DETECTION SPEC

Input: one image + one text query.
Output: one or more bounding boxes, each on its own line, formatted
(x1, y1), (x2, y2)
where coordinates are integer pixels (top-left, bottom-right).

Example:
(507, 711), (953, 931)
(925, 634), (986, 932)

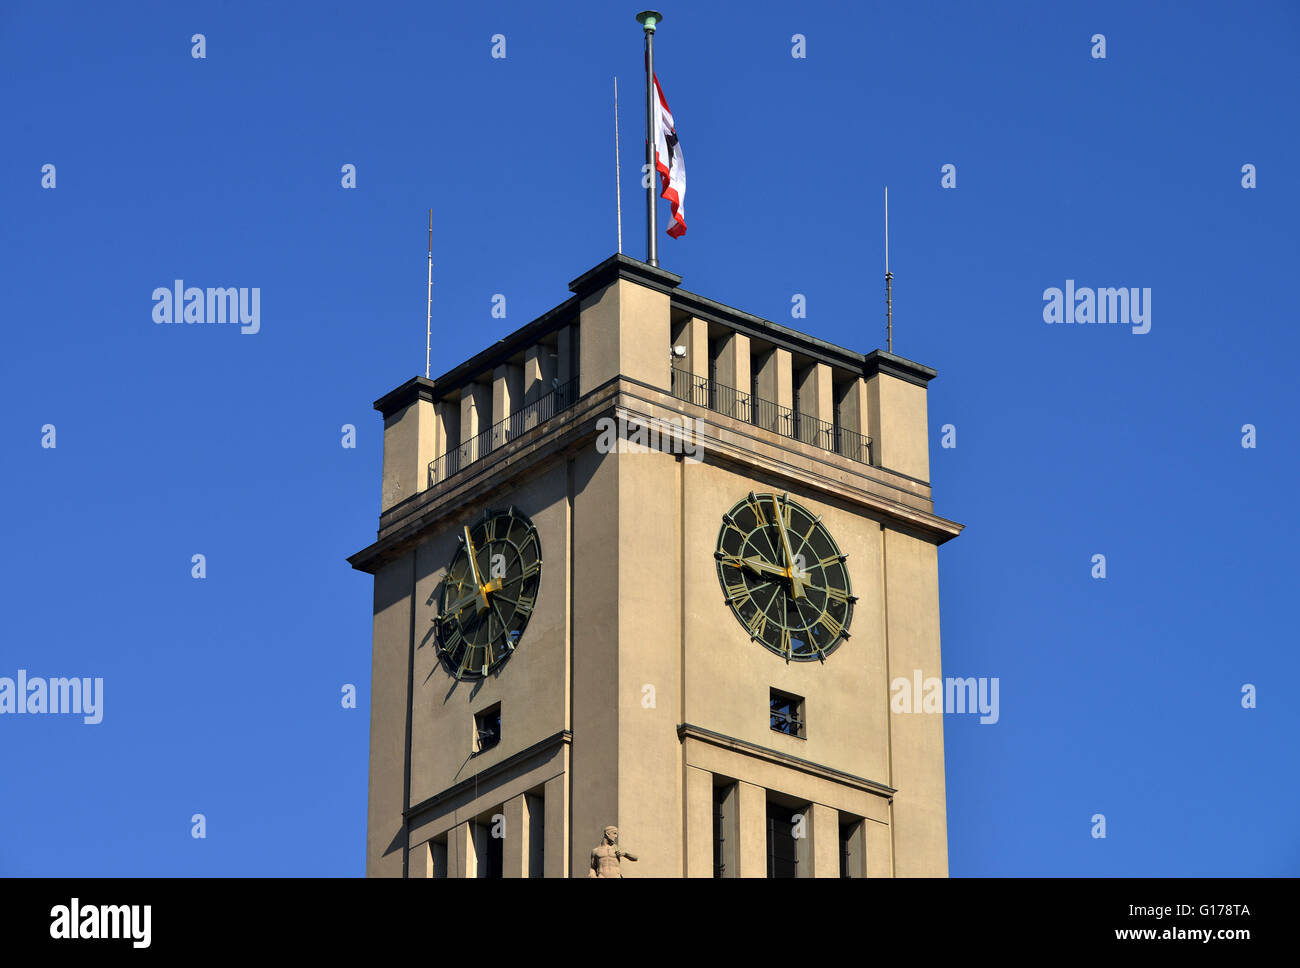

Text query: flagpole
(426, 208), (433, 379)
(614, 77), (623, 255)
(636, 11), (662, 267)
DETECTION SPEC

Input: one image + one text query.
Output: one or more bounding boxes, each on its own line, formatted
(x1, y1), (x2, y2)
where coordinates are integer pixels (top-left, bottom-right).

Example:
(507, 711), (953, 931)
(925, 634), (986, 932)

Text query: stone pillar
(796, 362), (834, 449)
(502, 794), (529, 878)
(736, 781), (767, 878)
(670, 316), (709, 404)
(492, 362), (523, 446)
(864, 817), (893, 877)
(502, 792), (544, 877)
(684, 317), (709, 381)
(408, 841), (430, 878)
(884, 527), (947, 876)
(544, 772), (568, 878)
(525, 793), (544, 876)
(378, 380), (436, 510)
(364, 557), (411, 878)
(807, 802), (840, 877)
(449, 821), (476, 878)
(577, 279), (672, 396)
(835, 376), (871, 464)
(557, 324), (576, 388)
(413, 838), (448, 878)
(864, 351), (934, 481)
(470, 821), (491, 879)
(429, 400), (460, 484)
(523, 343), (558, 408)
(612, 446), (684, 877)
(459, 380), (492, 463)
(753, 347), (793, 434)
(685, 767), (714, 877)
(568, 257), (680, 395)
(428, 403), (444, 475)
(712, 331), (751, 421)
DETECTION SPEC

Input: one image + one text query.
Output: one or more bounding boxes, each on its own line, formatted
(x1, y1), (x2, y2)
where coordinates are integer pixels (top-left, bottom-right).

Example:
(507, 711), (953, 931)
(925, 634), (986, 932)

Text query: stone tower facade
(349, 254), (962, 877)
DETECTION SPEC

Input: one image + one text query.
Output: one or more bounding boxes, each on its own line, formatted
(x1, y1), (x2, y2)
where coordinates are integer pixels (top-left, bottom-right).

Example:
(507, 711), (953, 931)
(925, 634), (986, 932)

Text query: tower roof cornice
(374, 253), (937, 418)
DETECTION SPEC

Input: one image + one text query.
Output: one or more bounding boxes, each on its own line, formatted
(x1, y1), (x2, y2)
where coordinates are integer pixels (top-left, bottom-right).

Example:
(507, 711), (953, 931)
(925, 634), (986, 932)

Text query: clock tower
(349, 254), (962, 877)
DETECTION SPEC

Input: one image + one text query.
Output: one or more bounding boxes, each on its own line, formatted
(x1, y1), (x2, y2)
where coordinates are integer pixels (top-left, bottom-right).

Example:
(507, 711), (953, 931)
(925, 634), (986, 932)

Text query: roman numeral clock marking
(714, 493), (856, 663)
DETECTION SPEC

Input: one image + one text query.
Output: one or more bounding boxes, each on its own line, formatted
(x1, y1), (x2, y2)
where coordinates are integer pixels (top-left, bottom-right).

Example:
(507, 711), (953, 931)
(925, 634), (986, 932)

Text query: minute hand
(463, 526), (492, 614)
(772, 495), (805, 600)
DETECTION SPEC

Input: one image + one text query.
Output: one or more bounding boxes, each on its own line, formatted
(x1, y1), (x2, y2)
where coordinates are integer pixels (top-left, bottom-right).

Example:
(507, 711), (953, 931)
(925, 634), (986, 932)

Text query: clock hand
(442, 588), (484, 619)
(462, 526), (492, 613)
(462, 527), (484, 584)
(771, 494), (805, 600)
(719, 554), (787, 581)
(740, 556), (788, 579)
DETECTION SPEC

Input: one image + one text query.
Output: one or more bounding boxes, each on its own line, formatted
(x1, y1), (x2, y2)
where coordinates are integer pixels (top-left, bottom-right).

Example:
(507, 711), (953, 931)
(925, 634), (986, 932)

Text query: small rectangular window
(473, 703), (501, 755)
(770, 689), (805, 738)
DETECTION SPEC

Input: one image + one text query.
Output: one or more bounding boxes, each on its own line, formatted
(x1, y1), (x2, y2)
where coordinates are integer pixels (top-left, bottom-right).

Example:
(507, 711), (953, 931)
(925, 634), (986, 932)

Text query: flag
(652, 74), (687, 238)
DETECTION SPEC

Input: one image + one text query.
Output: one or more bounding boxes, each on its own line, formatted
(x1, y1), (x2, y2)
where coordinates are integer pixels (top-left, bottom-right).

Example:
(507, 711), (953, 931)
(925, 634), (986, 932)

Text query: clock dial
(715, 492), (856, 662)
(436, 507), (542, 680)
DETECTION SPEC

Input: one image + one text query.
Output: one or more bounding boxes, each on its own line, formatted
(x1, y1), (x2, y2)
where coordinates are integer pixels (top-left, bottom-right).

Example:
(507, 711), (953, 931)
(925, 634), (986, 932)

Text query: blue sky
(1, 0), (1296, 876)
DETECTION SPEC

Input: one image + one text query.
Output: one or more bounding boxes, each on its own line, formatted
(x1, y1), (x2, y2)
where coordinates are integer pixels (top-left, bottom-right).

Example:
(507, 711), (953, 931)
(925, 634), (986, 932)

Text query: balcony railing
(671, 366), (871, 465)
(428, 378), (580, 486)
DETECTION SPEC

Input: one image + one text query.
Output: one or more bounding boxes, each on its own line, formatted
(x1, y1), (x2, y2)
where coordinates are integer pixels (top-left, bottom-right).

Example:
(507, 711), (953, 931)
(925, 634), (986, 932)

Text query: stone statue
(587, 825), (638, 878)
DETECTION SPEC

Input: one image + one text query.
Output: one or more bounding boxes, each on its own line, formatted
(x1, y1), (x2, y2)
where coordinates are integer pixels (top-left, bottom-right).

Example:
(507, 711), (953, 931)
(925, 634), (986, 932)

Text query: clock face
(715, 492), (856, 662)
(436, 507), (542, 680)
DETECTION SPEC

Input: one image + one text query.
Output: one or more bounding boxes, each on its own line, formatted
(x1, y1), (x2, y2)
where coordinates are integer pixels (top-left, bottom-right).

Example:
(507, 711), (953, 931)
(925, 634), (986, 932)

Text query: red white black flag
(652, 74), (687, 238)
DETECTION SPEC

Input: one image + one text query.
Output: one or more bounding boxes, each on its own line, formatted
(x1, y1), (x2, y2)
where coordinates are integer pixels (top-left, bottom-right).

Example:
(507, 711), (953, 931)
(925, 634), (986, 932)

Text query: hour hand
(719, 554), (783, 581)
(740, 556), (788, 580)
(441, 589), (483, 619)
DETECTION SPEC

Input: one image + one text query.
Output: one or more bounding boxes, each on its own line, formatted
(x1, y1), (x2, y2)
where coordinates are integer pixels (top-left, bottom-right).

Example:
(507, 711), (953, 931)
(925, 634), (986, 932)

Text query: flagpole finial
(638, 11), (664, 266)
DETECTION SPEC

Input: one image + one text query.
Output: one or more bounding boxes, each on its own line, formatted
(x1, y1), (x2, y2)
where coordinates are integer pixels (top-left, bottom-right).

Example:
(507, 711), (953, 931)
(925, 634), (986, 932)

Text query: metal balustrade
(428, 378), (579, 486)
(671, 366), (872, 465)
(427, 366), (871, 489)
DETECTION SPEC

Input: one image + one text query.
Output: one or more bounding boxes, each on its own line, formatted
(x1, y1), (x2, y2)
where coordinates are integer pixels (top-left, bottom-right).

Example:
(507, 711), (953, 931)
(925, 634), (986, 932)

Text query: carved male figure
(588, 825), (638, 878)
